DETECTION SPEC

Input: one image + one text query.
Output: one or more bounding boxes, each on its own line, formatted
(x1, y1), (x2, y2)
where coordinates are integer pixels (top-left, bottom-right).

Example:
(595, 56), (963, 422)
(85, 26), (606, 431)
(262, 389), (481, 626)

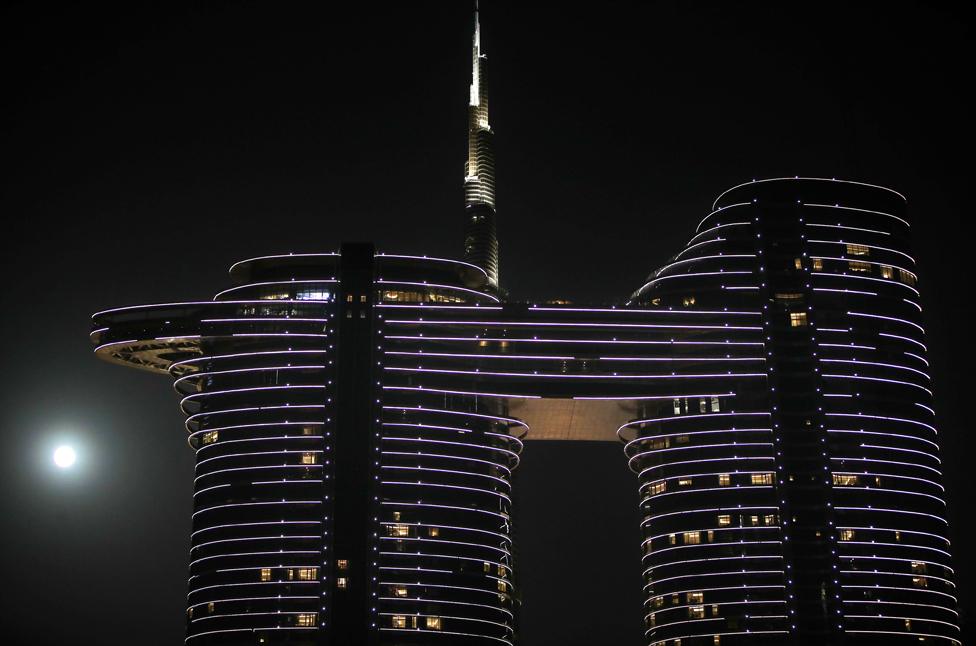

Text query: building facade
(89, 6), (959, 646)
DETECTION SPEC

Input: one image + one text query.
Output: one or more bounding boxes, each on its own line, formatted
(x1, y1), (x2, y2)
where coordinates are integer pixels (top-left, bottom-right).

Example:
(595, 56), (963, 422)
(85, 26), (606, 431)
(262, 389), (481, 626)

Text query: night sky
(2, 2), (972, 644)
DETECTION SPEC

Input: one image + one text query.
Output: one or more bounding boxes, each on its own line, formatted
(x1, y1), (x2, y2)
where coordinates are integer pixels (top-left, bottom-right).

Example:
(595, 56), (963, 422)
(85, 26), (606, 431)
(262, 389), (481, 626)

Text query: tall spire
(463, 0), (499, 289)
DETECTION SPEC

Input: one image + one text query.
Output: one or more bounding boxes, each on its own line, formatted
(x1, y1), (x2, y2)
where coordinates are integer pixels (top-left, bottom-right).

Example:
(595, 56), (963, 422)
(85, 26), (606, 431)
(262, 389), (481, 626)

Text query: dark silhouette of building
(90, 7), (959, 646)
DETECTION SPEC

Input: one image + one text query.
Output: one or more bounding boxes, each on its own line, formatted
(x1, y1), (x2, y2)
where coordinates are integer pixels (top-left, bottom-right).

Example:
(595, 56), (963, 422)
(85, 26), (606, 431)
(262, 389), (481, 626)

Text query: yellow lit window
(669, 534), (677, 545)
(651, 297), (662, 306)
(498, 564), (507, 577)
(894, 531), (901, 542)
(832, 473), (859, 486)
(649, 612), (656, 627)
(302, 426), (316, 435)
(484, 562), (492, 573)
(260, 568), (272, 582)
(846, 243), (869, 256)
(706, 530), (714, 542)
(881, 265), (894, 279)
(388, 524), (410, 537)
(392, 586), (408, 598)
(905, 619), (912, 631)
(187, 607), (194, 619)
(688, 605), (705, 619)
(201, 430), (219, 444)
(296, 612), (317, 627)
(497, 580), (507, 592)
(790, 312), (808, 327)
(360, 295), (367, 303)
(297, 567), (317, 581)
(717, 514), (731, 527)
(751, 473), (774, 485)
(392, 615), (407, 629)
(683, 531), (701, 545)
(346, 294), (353, 302)
(428, 527), (440, 537)
(748, 515), (760, 526)
(687, 591), (704, 603)
(899, 269), (917, 285)
(718, 473), (730, 486)
(682, 296), (696, 307)
(207, 602), (214, 613)
(678, 478), (693, 487)
(336, 577), (347, 589)
(911, 561), (927, 574)
(653, 596), (665, 608)
(711, 604), (719, 616)
(848, 260), (871, 272)
(794, 258), (803, 269)
(337, 559), (348, 570)
(812, 258), (824, 271)
(425, 616), (442, 630)
(675, 435), (690, 444)
(301, 452), (317, 465)
(764, 514), (777, 526)
(912, 576), (928, 588)
(714, 636), (722, 645)
(839, 529), (855, 541)
(775, 292), (803, 301)
(649, 480), (667, 496)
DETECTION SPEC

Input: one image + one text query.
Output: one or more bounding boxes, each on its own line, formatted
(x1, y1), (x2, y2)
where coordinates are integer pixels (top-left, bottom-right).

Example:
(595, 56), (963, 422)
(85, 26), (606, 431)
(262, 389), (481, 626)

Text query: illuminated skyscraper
(463, 2), (499, 290)
(89, 6), (960, 646)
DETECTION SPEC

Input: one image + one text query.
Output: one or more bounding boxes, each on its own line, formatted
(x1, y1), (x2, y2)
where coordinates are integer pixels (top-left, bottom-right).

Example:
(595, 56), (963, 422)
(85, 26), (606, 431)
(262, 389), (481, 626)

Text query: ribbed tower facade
(629, 178), (960, 646)
(463, 3), (500, 290)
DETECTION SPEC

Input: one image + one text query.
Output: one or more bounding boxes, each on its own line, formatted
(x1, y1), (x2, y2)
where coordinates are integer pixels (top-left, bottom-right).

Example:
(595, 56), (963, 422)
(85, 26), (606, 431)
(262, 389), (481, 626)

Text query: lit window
(839, 529), (855, 541)
(748, 515), (760, 526)
(688, 605), (705, 619)
(260, 568), (272, 581)
(675, 435), (690, 444)
(894, 530), (901, 542)
(832, 473), (859, 486)
(714, 636), (722, 645)
(301, 452), (318, 465)
(360, 295), (367, 303)
(337, 577), (348, 589)
(682, 296), (696, 306)
(337, 559), (348, 570)
(201, 430), (219, 445)
(794, 258), (803, 269)
(687, 591), (703, 603)
(812, 258), (824, 270)
(775, 292), (803, 301)
(207, 602), (214, 613)
(483, 562), (492, 573)
(881, 265), (894, 279)
(673, 398), (681, 415)
(699, 398), (707, 413)
(302, 426), (316, 435)
(912, 576), (928, 588)
(718, 473), (730, 486)
(846, 243), (869, 256)
(649, 612), (656, 627)
(905, 618), (912, 631)
(388, 524), (410, 537)
(764, 514), (777, 525)
(678, 478), (693, 487)
(425, 616), (442, 630)
(497, 580), (507, 592)
(899, 269), (917, 285)
(296, 612), (317, 627)
(297, 567), (317, 581)
(711, 604), (719, 617)
(296, 289), (330, 301)
(392, 615), (407, 629)
(653, 596), (665, 608)
(717, 514), (731, 526)
(346, 295), (353, 302)
(669, 533), (677, 545)
(649, 480), (667, 496)
(710, 396), (720, 412)
(392, 586), (408, 598)
(392, 511), (401, 521)
(751, 473), (774, 485)
(428, 527), (440, 537)
(911, 561), (927, 574)
(683, 531), (701, 545)
(651, 298), (662, 306)
(848, 260), (871, 272)
(790, 312), (808, 327)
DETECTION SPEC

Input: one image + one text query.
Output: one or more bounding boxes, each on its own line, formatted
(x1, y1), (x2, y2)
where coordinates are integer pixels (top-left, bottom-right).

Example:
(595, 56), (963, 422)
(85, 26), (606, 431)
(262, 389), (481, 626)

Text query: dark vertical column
(758, 205), (843, 645)
(331, 243), (377, 645)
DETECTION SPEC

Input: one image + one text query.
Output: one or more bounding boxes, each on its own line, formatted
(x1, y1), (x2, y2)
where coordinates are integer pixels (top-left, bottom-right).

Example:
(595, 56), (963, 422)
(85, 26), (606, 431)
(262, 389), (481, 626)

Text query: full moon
(53, 445), (76, 469)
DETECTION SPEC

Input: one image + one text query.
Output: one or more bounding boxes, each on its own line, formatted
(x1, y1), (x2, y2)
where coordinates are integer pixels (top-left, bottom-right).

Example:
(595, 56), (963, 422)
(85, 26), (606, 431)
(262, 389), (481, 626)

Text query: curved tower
(629, 178), (960, 646)
(463, 2), (500, 290)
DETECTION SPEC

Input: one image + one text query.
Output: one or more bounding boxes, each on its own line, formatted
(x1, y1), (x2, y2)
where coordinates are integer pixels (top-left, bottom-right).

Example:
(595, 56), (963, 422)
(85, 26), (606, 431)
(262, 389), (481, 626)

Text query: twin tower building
(91, 7), (960, 646)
